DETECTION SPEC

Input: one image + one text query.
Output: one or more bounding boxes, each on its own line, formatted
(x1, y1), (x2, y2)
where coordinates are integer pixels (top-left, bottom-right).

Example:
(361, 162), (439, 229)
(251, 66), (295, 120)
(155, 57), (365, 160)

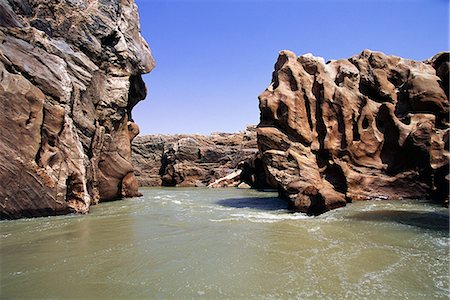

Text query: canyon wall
(0, 0), (153, 219)
(132, 126), (268, 188)
(258, 50), (449, 215)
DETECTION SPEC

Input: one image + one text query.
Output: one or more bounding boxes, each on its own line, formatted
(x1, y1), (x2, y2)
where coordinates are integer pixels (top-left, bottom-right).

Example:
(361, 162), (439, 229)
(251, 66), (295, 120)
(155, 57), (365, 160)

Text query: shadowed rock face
(132, 126), (269, 188)
(0, 0), (154, 219)
(258, 50), (449, 215)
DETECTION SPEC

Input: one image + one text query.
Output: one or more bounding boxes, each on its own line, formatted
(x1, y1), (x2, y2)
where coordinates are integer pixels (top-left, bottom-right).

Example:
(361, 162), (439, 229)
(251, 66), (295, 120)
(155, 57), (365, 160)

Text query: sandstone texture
(258, 50), (449, 215)
(0, 0), (153, 219)
(132, 126), (268, 188)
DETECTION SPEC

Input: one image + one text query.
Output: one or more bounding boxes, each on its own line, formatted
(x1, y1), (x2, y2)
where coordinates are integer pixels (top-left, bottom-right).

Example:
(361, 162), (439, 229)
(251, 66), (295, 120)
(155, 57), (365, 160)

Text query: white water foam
(209, 211), (311, 223)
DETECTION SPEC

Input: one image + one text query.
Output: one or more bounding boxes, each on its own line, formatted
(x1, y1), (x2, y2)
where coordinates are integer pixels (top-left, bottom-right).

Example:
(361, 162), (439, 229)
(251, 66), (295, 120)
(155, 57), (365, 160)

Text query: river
(1, 188), (448, 299)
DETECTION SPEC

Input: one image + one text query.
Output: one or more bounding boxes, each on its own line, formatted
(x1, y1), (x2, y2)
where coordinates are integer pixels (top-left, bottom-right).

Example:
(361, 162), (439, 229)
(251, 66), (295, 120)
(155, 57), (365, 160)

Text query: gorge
(0, 0), (448, 298)
(130, 50), (450, 217)
(0, 1), (448, 220)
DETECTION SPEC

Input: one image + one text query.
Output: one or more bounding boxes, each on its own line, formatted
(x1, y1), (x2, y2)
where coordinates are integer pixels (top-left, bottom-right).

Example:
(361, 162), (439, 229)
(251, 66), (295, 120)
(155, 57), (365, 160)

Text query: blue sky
(133, 0), (449, 135)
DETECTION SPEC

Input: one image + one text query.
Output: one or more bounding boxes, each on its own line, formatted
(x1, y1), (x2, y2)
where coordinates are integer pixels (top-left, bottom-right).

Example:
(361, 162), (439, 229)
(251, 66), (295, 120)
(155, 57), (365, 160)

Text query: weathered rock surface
(0, 0), (153, 219)
(258, 50), (449, 215)
(132, 126), (268, 188)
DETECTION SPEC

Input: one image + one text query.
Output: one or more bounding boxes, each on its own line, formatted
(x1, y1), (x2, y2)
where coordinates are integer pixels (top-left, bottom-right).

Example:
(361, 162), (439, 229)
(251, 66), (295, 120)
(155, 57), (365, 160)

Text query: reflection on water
(216, 196), (288, 210)
(1, 188), (448, 299)
(349, 210), (449, 231)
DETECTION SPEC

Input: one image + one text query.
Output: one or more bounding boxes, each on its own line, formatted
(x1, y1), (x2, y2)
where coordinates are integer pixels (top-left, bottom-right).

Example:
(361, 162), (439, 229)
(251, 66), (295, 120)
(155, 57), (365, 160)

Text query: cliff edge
(0, 0), (154, 219)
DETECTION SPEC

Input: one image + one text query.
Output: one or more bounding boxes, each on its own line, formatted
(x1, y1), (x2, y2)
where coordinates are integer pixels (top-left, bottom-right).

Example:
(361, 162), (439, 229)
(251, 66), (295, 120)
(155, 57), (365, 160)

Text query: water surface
(1, 188), (448, 299)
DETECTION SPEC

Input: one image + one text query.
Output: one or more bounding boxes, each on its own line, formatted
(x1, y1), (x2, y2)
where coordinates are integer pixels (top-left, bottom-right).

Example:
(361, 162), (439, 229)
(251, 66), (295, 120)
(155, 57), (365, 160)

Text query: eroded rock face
(0, 0), (154, 219)
(132, 126), (269, 188)
(258, 50), (449, 215)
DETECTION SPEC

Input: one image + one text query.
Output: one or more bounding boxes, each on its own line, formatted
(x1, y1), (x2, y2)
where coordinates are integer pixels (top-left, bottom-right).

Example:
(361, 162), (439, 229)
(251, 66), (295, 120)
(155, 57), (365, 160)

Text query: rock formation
(0, 0), (154, 219)
(132, 126), (268, 188)
(258, 50), (449, 215)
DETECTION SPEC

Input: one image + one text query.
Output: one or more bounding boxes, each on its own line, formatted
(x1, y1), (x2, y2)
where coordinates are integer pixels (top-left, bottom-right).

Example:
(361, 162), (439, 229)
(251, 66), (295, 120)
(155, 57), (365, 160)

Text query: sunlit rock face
(0, 0), (154, 219)
(258, 50), (449, 215)
(132, 126), (269, 189)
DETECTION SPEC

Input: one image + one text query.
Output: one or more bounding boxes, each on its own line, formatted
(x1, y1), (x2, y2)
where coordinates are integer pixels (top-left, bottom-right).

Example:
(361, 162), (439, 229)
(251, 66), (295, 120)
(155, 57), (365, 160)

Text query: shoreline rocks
(257, 50), (449, 215)
(132, 126), (269, 189)
(0, 0), (153, 219)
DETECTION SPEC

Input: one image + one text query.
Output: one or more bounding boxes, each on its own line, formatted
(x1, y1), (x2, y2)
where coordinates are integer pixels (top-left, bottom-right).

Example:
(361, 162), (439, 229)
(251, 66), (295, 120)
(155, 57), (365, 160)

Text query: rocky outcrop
(132, 126), (268, 188)
(0, 0), (154, 219)
(258, 50), (449, 215)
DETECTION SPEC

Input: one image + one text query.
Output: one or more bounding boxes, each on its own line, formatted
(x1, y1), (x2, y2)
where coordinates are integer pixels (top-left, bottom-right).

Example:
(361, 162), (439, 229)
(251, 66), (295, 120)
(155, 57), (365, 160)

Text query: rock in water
(258, 50), (449, 215)
(0, 0), (154, 219)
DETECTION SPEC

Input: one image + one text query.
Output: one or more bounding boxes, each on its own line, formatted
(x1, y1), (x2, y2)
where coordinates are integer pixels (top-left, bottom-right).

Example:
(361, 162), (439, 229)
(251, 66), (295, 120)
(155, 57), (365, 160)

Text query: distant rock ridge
(0, 0), (153, 219)
(258, 50), (449, 215)
(132, 126), (268, 189)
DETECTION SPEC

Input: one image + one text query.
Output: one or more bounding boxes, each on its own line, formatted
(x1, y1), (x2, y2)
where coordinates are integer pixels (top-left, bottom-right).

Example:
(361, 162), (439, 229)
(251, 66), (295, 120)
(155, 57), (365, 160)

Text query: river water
(1, 188), (448, 299)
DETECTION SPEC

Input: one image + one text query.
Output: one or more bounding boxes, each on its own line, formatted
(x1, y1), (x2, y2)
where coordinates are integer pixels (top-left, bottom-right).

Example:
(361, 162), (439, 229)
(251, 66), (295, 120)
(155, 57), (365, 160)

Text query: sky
(133, 0), (449, 135)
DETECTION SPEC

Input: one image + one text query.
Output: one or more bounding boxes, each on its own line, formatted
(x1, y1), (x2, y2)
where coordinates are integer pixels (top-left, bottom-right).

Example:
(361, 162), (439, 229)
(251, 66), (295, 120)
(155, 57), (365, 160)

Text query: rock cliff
(258, 50), (449, 215)
(0, 0), (154, 219)
(132, 126), (268, 188)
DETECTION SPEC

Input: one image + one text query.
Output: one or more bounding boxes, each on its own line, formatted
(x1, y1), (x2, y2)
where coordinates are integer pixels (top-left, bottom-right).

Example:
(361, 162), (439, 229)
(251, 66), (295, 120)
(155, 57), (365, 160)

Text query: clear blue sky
(133, 0), (449, 135)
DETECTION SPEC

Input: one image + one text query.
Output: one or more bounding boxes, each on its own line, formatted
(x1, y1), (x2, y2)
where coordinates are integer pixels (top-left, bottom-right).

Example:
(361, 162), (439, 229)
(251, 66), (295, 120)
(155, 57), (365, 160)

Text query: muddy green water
(1, 188), (449, 299)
